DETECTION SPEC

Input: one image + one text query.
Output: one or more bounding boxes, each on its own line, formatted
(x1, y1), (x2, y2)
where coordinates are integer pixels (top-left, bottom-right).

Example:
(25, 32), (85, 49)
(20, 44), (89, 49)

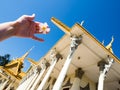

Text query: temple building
(1, 17), (120, 90)
(0, 48), (32, 90)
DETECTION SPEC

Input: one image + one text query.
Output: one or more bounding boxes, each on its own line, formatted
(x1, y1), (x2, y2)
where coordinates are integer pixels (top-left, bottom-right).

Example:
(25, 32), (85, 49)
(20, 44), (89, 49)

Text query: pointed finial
(29, 46), (35, 52)
(80, 20), (84, 26)
(22, 46), (34, 58)
(102, 40), (104, 45)
(20, 46), (35, 62)
(106, 36), (114, 53)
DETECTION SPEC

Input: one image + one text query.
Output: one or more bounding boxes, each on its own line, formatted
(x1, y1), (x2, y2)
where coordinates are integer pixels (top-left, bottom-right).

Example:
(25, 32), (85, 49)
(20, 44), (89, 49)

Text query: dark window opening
(63, 88), (69, 90)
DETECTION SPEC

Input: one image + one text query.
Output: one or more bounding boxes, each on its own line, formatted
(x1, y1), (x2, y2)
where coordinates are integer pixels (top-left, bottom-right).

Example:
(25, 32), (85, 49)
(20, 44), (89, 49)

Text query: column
(52, 35), (82, 90)
(17, 69), (35, 90)
(26, 66), (40, 90)
(0, 79), (9, 90)
(97, 56), (114, 90)
(6, 80), (15, 90)
(37, 48), (62, 90)
(70, 68), (84, 90)
(0, 77), (3, 87)
(30, 59), (48, 90)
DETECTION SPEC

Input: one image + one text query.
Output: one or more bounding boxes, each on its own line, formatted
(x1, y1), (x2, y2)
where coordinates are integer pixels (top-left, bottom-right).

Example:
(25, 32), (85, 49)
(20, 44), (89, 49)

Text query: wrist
(10, 21), (19, 36)
(0, 21), (17, 41)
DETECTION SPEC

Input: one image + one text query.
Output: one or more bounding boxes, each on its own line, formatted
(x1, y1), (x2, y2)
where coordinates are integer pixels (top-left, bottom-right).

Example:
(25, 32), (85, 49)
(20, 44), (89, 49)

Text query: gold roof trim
(75, 23), (120, 64)
(51, 17), (120, 64)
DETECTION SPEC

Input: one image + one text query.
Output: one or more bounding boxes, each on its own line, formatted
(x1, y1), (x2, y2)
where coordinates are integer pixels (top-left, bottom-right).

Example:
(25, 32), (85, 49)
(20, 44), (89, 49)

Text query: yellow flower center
(42, 26), (46, 31)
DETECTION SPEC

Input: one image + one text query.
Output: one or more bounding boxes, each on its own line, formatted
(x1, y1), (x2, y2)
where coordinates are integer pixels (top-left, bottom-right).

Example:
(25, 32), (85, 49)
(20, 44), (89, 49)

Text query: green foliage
(0, 54), (10, 66)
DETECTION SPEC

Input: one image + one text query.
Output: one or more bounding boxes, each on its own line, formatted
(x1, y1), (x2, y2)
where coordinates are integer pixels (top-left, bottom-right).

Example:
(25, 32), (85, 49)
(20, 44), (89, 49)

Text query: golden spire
(19, 46), (34, 63)
(4, 47), (34, 76)
(106, 36), (114, 53)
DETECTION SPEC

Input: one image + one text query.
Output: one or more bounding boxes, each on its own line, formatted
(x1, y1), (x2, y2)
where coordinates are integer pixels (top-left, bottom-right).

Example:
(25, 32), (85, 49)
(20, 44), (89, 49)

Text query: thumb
(27, 14), (35, 21)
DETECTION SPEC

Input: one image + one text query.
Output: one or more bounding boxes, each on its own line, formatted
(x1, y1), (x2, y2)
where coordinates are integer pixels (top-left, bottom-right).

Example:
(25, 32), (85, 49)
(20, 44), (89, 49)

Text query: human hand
(14, 14), (50, 42)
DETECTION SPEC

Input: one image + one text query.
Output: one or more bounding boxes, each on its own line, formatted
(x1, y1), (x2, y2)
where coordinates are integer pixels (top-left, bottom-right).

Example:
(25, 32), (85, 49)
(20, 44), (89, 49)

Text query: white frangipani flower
(39, 22), (50, 34)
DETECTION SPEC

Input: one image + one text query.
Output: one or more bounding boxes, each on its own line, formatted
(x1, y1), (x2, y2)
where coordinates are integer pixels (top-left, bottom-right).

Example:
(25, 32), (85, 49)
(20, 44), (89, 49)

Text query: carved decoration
(97, 60), (108, 71)
(80, 83), (90, 90)
(75, 68), (84, 79)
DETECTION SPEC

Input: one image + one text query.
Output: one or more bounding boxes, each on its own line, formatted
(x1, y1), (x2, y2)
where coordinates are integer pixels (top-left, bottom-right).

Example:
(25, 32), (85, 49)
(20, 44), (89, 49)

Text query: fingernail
(32, 13), (35, 17)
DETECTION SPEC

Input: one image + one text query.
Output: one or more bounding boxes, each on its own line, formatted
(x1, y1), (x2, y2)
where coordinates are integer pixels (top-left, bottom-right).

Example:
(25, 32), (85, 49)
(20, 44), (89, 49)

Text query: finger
(35, 24), (40, 31)
(34, 22), (41, 32)
(34, 28), (50, 34)
(26, 14), (35, 21)
(34, 31), (43, 34)
(32, 35), (44, 42)
(35, 21), (41, 25)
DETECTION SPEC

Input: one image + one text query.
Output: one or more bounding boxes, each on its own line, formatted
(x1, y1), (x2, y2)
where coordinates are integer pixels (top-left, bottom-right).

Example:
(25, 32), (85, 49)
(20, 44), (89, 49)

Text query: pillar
(6, 80), (15, 90)
(17, 69), (35, 90)
(30, 60), (48, 90)
(97, 56), (114, 90)
(52, 35), (82, 90)
(0, 79), (9, 90)
(26, 66), (40, 90)
(37, 48), (62, 90)
(70, 68), (84, 90)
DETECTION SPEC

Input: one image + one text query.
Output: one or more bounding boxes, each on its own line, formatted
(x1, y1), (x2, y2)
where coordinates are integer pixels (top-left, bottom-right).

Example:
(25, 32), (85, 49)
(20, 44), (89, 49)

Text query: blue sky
(0, 0), (120, 71)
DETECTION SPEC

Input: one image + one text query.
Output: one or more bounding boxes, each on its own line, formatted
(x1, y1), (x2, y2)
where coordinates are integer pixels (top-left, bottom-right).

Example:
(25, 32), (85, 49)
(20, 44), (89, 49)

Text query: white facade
(16, 18), (120, 90)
